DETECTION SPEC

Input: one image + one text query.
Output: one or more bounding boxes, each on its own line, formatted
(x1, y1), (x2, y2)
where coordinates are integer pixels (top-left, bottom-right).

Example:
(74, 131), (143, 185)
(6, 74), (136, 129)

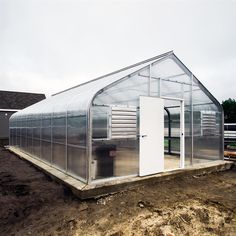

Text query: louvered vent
(110, 106), (137, 139)
(201, 111), (216, 136)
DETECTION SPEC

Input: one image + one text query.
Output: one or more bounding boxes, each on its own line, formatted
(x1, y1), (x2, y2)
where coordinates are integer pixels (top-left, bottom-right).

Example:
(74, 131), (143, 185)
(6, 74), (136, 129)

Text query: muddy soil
(0, 147), (236, 236)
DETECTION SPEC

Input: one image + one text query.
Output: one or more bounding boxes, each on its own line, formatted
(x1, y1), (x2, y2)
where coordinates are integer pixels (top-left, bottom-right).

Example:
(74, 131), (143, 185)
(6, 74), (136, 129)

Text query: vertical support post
(190, 73), (194, 165)
(148, 64), (151, 96)
(87, 106), (92, 184)
(180, 100), (185, 168)
(164, 108), (171, 155)
(50, 113), (53, 165)
(108, 106), (112, 139)
(17, 117), (19, 147)
(168, 112), (171, 155)
(65, 110), (68, 172)
(8, 119), (11, 146)
(181, 83), (184, 99)
(31, 116), (33, 153)
(158, 78), (161, 98)
(221, 109), (224, 160)
(25, 116), (28, 150)
(40, 113), (42, 159)
(20, 116), (22, 148)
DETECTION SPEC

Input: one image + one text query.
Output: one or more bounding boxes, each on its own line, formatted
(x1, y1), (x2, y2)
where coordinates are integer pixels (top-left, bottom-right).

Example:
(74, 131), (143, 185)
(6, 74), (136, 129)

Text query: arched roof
(11, 50), (222, 119)
(12, 51), (172, 118)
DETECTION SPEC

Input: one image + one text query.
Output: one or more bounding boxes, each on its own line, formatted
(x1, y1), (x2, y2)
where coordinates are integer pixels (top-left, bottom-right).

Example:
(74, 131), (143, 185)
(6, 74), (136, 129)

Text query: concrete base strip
(7, 146), (234, 199)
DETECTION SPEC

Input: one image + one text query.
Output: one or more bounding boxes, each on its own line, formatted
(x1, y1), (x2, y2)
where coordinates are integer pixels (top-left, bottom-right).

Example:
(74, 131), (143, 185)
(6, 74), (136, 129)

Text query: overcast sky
(0, 0), (235, 102)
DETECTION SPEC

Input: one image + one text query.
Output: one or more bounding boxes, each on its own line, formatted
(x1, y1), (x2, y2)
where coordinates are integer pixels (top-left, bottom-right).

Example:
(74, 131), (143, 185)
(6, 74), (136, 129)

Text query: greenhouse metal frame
(9, 51), (224, 185)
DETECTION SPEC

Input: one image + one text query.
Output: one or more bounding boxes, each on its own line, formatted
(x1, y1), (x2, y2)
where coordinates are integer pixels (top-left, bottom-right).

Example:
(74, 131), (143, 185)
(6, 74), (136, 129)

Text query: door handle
(137, 134), (147, 139)
(137, 134), (147, 138)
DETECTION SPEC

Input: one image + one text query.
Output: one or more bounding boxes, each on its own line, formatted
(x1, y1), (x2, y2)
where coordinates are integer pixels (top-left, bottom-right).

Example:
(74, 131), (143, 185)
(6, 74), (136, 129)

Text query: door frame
(161, 96), (185, 169)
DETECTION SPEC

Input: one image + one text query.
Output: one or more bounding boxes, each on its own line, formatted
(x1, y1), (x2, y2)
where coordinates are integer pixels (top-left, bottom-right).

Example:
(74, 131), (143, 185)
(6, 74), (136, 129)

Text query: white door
(139, 96), (164, 176)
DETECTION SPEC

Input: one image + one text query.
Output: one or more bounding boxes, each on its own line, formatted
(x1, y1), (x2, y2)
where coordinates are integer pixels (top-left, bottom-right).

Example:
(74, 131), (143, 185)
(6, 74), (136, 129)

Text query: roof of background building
(0, 90), (46, 110)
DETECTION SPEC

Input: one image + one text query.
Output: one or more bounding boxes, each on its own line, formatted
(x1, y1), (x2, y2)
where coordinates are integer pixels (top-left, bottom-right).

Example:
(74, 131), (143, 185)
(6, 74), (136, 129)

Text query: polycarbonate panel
(16, 128), (21, 146)
(152, 58), (191, 84)
(52, 114), (66, 126)
(21, 137), (26, 150)
(42, 113), (51, 126)
(41, 140), (51, 163)
(184, 110), (191, 166)
(33, 128), (40, 140)
(32, 139), (41, 157)
(162, 80), (183, 99)
(52, 127), (66, 144)
(92, 140), (138, 180)
(27, 128), (33, 140)
(192, 80), (222, 163)
(92, 106), (109, 139)
(42, 128), (51, 141)
(27, 137), (33, 154)
(150, 77), (159, 96)
(93, 66), (149, 107)
(67, 146), (87, 180)
(67, 113), (86, 146)
(52, 143), (66, 170)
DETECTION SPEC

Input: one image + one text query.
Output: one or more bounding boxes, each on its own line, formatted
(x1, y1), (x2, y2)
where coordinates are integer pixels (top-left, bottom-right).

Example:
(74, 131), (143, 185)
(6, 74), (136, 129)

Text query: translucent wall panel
(41, 113), (51, 163)
(152, 58), (184, 79)
(184, 110), (192, 166)
(26, 126), (33, 154)
(32, 139), (41, 157)
(183, 83), (192, 166)
(32, 116), (41, 157)
(93, 67), (149, 107)
(52, 143), (66, 170)
(67, 112), (86, 146)
(67, 111), (87, 181)
(92, 106), (109, 139)
(67, 146), (87, 180)
(92, 67), (150, 180)
(192, 78), (222, 163)
(151, 58), (191, 99)
(9, 109), (88, 182)
(92, 140), (138, 179)
(41, 140), (51, 163)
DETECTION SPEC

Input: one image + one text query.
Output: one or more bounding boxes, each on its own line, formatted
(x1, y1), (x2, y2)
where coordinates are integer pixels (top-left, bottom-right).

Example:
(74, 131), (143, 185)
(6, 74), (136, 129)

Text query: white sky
(0, 0), (236, 102)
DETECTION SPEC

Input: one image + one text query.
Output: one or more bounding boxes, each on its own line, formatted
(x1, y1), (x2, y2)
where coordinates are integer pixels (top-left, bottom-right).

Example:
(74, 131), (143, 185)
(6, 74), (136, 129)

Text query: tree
(222, 98), (236, 123)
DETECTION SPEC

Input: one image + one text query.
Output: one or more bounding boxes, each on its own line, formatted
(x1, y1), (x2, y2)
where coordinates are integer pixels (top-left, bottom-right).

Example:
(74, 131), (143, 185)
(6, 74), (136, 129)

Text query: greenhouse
(9, 51), (224, 185)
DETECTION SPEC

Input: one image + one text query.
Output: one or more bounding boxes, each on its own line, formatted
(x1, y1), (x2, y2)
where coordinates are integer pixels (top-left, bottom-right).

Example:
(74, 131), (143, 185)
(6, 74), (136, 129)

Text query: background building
(0, 90), (45, 146)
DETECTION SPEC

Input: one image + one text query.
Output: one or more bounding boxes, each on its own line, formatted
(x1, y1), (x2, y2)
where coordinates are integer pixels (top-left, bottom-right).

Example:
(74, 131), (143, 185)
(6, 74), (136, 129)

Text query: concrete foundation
(7, 146), (234, 199)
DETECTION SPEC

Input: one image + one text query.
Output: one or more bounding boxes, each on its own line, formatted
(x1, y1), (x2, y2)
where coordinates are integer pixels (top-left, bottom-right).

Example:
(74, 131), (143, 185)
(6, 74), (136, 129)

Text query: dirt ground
(0, 147), (236, 236)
